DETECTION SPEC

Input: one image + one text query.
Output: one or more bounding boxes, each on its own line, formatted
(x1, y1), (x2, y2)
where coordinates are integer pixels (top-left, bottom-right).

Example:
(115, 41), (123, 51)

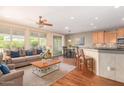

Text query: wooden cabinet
(92, 31), (104, 44)
(97, 32), (105, 44)
(105, 31), (117, 43)
(93, 31), (117, 44)
(109, 31), (117, 43)
(104, 31), (110, 43)
(92, 32), (98, 44)
(117, 28), (124, 38)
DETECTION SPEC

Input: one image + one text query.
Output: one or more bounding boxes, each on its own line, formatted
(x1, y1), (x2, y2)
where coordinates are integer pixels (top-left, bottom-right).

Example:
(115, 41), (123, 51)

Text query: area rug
(17, 62), (75, 86)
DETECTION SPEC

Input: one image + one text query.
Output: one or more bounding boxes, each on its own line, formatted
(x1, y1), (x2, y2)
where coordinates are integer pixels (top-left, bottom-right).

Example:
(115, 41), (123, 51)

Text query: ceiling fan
(36, 16), (53, 27)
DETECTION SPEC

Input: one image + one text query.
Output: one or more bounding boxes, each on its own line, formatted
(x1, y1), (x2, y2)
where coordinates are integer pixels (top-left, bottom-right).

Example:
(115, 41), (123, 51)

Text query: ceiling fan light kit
(36, 16), (53, 27)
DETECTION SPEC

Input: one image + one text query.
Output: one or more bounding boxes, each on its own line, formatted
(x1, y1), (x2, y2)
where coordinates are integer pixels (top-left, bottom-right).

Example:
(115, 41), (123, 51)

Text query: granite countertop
(82, 47), (124, 51)
(95, 48), (124, 51)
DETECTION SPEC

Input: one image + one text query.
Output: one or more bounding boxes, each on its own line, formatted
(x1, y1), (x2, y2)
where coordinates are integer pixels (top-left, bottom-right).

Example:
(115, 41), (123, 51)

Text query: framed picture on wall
(75, 36), (85, 46)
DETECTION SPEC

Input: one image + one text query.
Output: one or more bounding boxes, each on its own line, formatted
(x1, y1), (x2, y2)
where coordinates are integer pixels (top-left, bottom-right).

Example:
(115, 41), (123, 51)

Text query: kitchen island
(83, 47), (124, 83)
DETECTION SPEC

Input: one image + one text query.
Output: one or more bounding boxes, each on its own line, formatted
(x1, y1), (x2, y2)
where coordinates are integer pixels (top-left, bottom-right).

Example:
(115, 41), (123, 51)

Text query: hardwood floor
(51, 57), (124, 86)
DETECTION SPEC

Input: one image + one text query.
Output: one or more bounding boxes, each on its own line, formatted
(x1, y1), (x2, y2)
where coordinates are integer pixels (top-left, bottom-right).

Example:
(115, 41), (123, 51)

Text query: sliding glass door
(53, 36), (62, 56)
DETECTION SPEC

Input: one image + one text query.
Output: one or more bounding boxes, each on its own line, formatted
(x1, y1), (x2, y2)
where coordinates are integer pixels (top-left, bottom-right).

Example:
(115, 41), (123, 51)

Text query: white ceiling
(0, 6), (124, 34)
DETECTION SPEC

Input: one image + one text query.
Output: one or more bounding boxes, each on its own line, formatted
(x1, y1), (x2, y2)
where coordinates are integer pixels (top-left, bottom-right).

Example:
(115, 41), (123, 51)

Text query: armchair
(0, 64), (24, 86)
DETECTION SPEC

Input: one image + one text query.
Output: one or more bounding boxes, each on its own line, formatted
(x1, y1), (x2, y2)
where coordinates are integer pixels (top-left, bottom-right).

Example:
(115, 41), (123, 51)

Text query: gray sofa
(0, 64), (24, 86)
(9, 54), (41, 68)
(5, 49), (42, 68)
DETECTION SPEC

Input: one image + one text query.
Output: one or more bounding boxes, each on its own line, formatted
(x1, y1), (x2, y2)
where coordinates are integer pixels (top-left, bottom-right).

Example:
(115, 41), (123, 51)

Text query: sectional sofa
(5, 48), (43, 68)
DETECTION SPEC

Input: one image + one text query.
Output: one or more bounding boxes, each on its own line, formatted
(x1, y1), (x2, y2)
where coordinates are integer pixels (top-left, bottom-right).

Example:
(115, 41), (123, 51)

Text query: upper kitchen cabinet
(117, 28), (124, 38)
(104, 31), (110, 43)
(97, 32), (105, 44)
(109, 31), (117, 43)
(92, 31), (104, 44)
(92, 32), (98, 44)
(105, 31), (117, 43)
(93, 31), (117, 44)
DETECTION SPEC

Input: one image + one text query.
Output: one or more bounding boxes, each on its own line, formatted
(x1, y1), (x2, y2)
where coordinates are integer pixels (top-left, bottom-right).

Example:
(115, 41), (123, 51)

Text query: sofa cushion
(37, 49), (42, 54)
(34, 55), (41, 58)
(26, 50), (33, 56)
(12, 57), (26, 64)
(26, 55), (40, 61)
(0, 64), (10, 74)
(11, 51), (20, 58)
(19, 49), (26, 57)
(32, 49), (37, 55)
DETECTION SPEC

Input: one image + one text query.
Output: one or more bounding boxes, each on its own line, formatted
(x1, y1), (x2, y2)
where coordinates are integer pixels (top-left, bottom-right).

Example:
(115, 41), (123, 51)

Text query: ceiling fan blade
(36, 16), (53, 27)
(36, 22), (41, 25)
(43, 23), (53, 26)
(42, 19), (48, 22)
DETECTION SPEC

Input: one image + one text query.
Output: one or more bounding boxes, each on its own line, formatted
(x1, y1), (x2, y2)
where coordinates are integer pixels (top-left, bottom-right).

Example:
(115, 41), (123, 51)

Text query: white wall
(65, 31), (93, 47)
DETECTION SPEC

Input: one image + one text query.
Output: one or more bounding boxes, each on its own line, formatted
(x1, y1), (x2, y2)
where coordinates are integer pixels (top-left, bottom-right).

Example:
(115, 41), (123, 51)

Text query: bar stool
(85, 56), (94, 72)
(74, 47), (80, 68)
(79, 49), (94, 72)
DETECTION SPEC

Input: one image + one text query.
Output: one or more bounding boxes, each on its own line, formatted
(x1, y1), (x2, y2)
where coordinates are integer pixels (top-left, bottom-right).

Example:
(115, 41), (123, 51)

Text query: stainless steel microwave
(117, 37), (124, 48)
(117, 37), (124, 44)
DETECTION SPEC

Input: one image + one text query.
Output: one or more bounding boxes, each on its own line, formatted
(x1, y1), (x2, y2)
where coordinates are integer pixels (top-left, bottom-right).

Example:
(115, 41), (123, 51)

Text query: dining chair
(63, 46), (67, 58)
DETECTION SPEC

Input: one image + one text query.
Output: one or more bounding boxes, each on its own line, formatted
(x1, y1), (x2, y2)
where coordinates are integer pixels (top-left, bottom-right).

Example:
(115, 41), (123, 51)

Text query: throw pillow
(26, 50), (33, 56)
(19, 49), (26, 57)
(32, 49), (37, 55)
(37, 49), (42, 54)
(11, 51), (20, 58)
(0, 64), (10, 74)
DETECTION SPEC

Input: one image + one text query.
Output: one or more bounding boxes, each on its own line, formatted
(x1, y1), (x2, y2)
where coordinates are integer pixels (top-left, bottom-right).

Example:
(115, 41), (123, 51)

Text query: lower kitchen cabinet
(83, 48), (124, 83)
(115, 54), (124, 83)
(99, 52), (116, 81)
(99, 51), (124, 83)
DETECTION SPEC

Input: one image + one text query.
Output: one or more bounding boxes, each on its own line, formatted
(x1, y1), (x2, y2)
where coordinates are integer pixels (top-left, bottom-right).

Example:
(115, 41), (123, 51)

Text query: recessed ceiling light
(70, 16), (75, 20)
(65, 26), (69, 30)
(114, 6), (120, 8)
(90, 23), (94, 26)
(95, 17), (98, 20)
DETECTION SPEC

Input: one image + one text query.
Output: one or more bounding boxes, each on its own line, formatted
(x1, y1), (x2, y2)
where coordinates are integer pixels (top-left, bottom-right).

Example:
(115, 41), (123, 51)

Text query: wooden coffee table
(31, 59), (61, 77)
